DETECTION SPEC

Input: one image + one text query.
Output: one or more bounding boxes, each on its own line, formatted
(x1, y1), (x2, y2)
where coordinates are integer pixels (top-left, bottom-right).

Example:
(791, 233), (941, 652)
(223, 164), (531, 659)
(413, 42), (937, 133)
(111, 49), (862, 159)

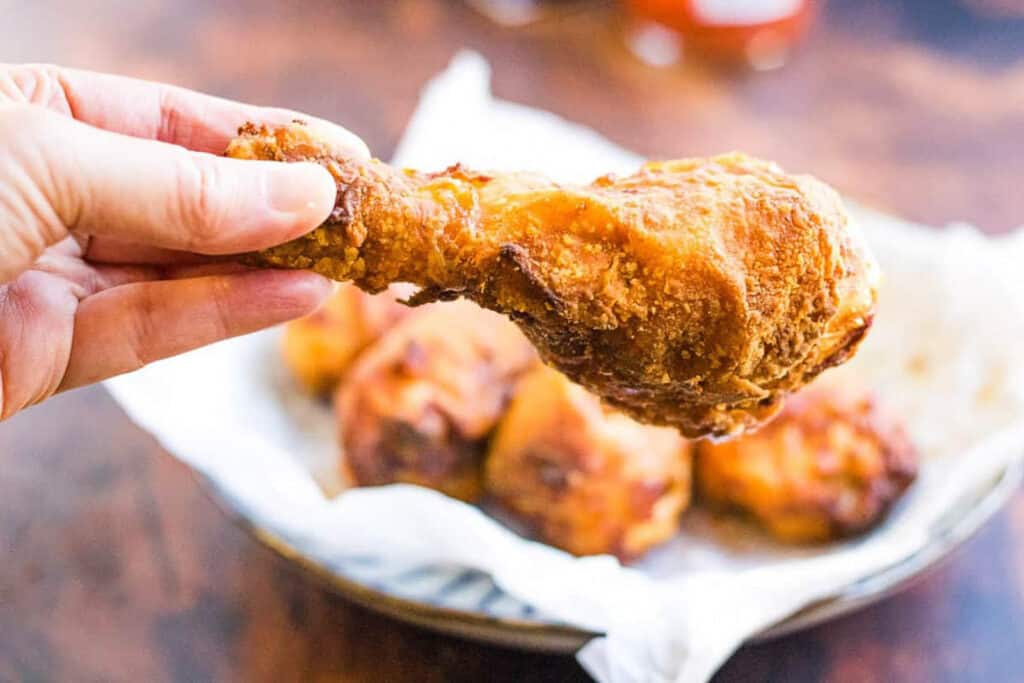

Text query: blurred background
(1, 1), (1022, 681)
(5, 0), (1022, 232)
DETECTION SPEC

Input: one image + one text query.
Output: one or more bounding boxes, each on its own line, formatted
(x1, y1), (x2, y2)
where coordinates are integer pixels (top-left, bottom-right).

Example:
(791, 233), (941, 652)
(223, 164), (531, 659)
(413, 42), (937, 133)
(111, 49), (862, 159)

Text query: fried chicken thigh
(695, 383), (918, 543)
(486, 365), (692, 560)
(336, 301), (537, 502)
(281, 283), (410, 395)
(229, 122), (879, 438)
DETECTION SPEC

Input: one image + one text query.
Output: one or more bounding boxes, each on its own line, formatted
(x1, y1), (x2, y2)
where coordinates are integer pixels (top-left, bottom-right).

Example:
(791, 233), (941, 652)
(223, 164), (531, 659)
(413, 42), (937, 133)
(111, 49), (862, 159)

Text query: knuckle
(156, 87), (179, 143)
(156, 87), (192, 147)
(0, 108), (68, 277)
(209, 277), (235, 340)
(0, 63), (66, 108)
(173, 153), (230, 251)
(126, 286), (162, 369)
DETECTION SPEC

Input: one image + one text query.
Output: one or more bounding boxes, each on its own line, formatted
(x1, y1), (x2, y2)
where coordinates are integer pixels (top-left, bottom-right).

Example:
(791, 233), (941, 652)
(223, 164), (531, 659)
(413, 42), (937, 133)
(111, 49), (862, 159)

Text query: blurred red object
(626, 0), (817, 69)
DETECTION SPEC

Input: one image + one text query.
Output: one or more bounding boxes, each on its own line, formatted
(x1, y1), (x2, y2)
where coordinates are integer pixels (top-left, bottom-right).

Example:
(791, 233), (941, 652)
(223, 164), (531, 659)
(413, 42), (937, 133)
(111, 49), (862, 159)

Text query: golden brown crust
(484, 365), (692, 560)
(335, 301), (537, 502)
(280, 283), (410, 395)
(229, 122), (879, 438)
(694, 384), (918, 543)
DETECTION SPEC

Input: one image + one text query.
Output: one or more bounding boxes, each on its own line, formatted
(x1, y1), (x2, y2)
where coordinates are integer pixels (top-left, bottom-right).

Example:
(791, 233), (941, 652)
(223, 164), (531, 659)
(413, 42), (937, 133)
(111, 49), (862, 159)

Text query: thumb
(0, 103), (339, 281)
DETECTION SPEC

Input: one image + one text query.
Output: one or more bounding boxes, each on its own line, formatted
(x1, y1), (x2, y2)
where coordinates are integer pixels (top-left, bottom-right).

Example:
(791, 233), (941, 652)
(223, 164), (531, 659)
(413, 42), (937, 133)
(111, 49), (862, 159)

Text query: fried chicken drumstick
(229, 122), (879, 438)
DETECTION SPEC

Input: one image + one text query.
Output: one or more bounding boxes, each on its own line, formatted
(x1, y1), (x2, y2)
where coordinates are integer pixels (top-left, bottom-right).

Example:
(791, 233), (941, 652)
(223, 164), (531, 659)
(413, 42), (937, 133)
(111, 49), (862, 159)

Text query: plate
(199, 458), (1022, 653)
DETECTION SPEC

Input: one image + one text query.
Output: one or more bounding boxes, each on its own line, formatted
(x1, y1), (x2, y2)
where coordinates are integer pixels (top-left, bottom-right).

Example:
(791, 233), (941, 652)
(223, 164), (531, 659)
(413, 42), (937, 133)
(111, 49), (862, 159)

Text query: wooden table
(2, 1), (1023, 680)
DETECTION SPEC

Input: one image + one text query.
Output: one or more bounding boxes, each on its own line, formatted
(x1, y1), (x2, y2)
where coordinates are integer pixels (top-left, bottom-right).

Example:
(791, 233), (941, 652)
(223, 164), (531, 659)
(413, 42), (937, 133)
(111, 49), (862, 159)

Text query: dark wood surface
(2, 1), (1023, 680)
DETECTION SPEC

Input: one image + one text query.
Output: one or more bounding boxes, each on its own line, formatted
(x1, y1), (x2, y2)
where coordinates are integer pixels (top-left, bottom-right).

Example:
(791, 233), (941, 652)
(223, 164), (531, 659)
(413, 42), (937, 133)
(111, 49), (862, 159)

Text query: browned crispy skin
(336, 301), (537, 502)
(281, 283), (410, 395)
(229, 122), (879, 438)
(485, 365), (692, 560)
(694, 384), (918, 543)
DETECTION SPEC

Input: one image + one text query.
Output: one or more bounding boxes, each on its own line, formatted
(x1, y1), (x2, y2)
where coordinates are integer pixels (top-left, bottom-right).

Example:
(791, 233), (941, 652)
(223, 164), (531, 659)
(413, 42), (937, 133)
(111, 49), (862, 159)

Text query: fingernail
(265, 162), (336, 224)
(302, 119), (371, 160)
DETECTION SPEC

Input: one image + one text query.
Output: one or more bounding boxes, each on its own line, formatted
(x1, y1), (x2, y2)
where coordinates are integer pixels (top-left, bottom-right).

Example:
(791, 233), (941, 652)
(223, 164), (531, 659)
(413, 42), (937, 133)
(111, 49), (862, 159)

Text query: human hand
(0, 64), (368, 420)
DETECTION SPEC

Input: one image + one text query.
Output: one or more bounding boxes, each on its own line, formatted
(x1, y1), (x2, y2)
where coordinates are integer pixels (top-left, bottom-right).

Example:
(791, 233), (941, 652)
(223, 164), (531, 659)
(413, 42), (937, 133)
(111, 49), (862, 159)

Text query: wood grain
(1, 1), (1022, 680)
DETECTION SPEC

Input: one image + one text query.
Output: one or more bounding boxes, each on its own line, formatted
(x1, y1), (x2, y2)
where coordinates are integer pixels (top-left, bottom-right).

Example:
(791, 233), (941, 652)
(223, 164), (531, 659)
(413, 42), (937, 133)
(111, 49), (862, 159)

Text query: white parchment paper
(105, 53), (1024, 682)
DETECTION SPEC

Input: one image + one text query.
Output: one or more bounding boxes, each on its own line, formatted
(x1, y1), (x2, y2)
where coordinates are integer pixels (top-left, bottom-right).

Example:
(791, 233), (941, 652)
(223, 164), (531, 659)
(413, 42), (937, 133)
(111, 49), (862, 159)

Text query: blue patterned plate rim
(193, 458), (1023, 653)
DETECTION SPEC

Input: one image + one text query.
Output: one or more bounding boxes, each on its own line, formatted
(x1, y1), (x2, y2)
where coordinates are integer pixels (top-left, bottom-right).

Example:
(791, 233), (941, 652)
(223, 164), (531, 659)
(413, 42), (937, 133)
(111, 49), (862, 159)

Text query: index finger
(0, 63), (370, 158)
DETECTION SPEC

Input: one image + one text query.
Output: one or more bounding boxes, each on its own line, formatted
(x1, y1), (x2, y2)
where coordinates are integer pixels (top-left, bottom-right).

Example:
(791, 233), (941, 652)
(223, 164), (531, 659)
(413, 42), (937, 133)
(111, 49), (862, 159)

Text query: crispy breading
(229, 122), (879, 438)
(485, 365), (692, 560)
(335, 301), (537, 502)
(695, 384), (918, 543)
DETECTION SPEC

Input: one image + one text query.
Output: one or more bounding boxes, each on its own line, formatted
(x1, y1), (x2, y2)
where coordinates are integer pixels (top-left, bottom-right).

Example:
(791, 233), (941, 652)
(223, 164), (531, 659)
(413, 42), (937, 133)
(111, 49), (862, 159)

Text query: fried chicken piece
(228, 122), (879, 438)
(336, 301), (537, 502)
(485, 365), (692, 560)
(281, 283), (411, 395)
(695, 383), (918, 543)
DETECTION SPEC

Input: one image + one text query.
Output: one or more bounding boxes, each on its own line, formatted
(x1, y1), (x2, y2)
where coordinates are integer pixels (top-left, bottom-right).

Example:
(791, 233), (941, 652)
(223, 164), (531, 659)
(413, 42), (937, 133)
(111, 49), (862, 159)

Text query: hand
(0, 64), (368, 421)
